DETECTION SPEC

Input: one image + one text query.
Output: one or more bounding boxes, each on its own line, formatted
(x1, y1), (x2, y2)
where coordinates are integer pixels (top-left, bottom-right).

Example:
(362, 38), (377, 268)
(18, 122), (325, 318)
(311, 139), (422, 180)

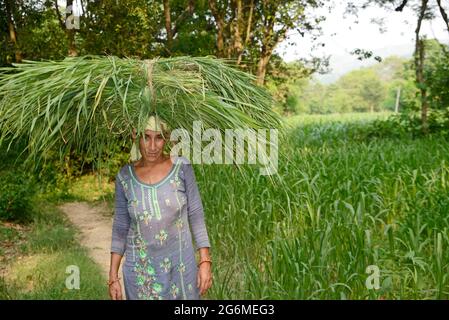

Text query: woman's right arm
(109, 175), (130, 300)
(109, 253), (123, 300)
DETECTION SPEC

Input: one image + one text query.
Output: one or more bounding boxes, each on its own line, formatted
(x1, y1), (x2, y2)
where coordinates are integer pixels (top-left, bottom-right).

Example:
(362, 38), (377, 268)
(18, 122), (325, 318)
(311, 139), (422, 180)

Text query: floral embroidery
(177, 262), (186, 274)
(121, 180), (129, 192)
(171, 176), (182, 189)
(129, 199), (139, 207)
(175, 218), (183, 230)
(146, 264), (156, 275)
(139, 209), (154, 225)
(160, 257), (171, 273)
(165, 198), (171, 206)
(155, 229), (168, 246)
(188, 283), (193, 292)
(170, 283), (179, 298)
(134, 235), (162, 300)
(170, 178), (178, 190)
(152, 282), (163, 293)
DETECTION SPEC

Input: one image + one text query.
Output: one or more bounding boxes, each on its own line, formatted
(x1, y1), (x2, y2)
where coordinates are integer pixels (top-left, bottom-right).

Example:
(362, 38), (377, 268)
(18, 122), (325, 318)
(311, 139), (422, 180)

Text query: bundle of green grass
(0, 55), (284, 180)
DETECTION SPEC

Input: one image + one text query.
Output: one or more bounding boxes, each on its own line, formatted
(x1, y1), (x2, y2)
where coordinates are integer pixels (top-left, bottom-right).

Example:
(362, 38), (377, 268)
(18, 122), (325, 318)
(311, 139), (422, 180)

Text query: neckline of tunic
(128, 157), (178, 188)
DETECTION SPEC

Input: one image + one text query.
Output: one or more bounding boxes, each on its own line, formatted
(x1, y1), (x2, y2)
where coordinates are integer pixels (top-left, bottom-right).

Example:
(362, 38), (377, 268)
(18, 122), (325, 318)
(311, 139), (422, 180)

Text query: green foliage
(423, 39), (449, 111)
(355, 108), (449, 140)
(288, 58), (404, 114)
(0, 170), (36, 222)
(80, 0), (162, 58)
(265, 56), (312, 115)
(285, 46), (448, 116)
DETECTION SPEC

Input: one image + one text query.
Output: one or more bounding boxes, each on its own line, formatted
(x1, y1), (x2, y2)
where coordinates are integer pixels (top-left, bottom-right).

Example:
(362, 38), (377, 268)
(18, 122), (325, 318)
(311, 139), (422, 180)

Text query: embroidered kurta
(110, 156), (211, 300)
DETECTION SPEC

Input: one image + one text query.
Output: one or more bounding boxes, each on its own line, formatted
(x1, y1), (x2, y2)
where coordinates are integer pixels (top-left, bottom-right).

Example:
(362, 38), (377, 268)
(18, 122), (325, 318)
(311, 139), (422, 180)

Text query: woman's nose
(149, 138), (156, 150)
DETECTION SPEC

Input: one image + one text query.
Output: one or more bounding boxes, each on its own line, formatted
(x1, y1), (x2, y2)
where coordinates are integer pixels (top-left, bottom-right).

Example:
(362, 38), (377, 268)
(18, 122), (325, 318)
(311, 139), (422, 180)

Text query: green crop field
(198, 113), (449, 299)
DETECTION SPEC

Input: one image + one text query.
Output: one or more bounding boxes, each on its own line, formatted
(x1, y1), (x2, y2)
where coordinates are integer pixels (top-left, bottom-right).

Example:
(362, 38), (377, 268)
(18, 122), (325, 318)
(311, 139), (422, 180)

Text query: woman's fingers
(201, 275), (207, 295)
(200, 275), (212, 296)
(116, 287), (122, 300)
(205, 277), (212, 293)
(197, 269), (213, 296)
(110, 284), (123, 300)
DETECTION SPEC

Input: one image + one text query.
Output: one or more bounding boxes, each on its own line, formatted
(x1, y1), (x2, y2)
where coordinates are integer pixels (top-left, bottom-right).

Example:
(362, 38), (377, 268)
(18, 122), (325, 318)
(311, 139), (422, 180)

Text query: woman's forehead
(139, 129), (164, 135)
(143, 129), (160, 133)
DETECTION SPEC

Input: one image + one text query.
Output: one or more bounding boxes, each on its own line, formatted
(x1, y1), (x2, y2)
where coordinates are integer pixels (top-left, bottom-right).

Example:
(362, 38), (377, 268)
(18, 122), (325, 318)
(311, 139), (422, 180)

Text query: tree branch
(171, 0), (195, 38)
(54, 0), (66, 30)
(436, 0), (449, 34)
(395, 0), (408, 12)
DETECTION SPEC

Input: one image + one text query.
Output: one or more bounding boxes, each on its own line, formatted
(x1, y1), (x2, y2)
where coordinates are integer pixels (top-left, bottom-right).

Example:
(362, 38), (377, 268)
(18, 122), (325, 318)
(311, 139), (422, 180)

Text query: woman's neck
(136, 154), (169, 168)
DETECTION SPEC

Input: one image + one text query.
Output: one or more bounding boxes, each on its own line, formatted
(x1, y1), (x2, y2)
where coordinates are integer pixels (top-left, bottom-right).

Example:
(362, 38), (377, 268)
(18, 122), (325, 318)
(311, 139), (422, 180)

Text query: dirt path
(59, 201), (126, 298)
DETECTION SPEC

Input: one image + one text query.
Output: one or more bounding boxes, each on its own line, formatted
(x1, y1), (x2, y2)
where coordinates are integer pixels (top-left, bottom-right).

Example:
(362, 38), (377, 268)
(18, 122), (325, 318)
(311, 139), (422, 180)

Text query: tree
(208, 0), (327, 84)
(359, 72), (386, 113)
(53, 0), (78, 56)
(264, 55), (313, 114)
(423, 39), (449, 111)
(347, 0), (449, 132)
(79, 0), (162, 58)
(3, 0), (22, 62)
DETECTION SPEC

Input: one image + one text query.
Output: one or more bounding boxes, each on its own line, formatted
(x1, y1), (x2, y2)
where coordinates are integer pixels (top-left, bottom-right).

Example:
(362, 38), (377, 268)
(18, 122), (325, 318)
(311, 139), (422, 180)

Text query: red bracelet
(107, 277), (121, 286)
(198, 259), (212, 267)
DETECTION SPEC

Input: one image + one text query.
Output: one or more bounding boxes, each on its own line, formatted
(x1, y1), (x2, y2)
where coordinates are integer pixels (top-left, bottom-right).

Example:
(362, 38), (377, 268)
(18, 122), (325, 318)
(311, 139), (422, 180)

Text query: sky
(275, 0), (449, 83)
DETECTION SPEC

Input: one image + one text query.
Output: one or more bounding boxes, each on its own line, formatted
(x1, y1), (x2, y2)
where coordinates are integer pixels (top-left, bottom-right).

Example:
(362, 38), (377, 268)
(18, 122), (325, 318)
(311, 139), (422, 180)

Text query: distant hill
(314, 43), (414, 84)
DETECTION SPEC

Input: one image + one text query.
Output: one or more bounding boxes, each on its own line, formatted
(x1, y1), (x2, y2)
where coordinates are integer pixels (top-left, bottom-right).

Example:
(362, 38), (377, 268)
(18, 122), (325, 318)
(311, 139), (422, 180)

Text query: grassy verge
(0, 196), (109, 299)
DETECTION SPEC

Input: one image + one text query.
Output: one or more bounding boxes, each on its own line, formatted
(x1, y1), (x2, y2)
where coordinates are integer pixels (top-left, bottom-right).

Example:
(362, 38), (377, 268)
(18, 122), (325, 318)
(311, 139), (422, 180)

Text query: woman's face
(133, 129), (166, 162)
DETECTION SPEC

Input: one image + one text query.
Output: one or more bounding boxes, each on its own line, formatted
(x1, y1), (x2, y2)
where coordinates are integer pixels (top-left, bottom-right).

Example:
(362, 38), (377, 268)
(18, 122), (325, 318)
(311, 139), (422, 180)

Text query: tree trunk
(417, 38), (429, 133)
(66, 0), (77, 56)
(237, 0), (254, 65)
(436, 0), (449, 35)
(414, 0), (429, 134)
(233, 0), (243, 63)
(54, 0), (78, 57)
(163, 0), (173, 53)
(256, 51), (271, 85)
(209, 0), (226, 57)
(395, 87), (401, 113)
(5, 0), (22, 62)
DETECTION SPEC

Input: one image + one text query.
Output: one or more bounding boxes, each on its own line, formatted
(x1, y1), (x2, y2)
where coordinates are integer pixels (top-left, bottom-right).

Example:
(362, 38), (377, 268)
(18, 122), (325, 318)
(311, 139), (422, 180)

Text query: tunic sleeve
(111, 174), (130, 256)
(183, 162), (211, 250)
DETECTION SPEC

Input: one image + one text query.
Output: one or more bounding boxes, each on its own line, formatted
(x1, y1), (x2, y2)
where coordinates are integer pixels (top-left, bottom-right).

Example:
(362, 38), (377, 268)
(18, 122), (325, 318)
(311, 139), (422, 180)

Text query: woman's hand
(197, 262), (212, 296)
(109, 280), (123, 300)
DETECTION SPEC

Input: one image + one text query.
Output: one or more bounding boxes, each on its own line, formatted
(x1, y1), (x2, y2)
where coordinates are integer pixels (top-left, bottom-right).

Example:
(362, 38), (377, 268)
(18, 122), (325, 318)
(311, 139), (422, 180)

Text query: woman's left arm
(183, 162), (213, 296)
(183, 162), (211, 250)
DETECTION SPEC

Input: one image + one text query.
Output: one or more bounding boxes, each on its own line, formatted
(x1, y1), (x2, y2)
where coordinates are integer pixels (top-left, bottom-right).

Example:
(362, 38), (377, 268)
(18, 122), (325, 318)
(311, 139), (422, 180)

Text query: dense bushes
(353, 109), (449, 140)
(0, 170), (36, 222)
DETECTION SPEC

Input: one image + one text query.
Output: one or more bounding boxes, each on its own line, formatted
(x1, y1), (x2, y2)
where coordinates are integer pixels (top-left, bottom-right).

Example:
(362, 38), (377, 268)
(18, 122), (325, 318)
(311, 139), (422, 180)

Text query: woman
(108, 115), (212, 300)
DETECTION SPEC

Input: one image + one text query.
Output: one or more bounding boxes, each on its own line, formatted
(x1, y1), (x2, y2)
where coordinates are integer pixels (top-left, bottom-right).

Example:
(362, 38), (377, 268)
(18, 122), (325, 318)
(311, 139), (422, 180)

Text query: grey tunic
(111, 156), (211, 300)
